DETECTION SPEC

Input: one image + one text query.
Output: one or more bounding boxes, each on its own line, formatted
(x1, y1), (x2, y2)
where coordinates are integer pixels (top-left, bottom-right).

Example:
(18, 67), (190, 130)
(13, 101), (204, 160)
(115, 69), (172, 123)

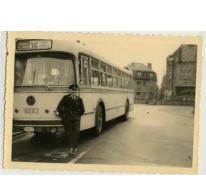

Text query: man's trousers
(61, 114), (80, 149)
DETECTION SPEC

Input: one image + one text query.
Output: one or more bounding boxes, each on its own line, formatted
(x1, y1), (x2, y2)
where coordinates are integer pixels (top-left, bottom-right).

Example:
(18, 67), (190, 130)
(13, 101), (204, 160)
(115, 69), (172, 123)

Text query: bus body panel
(79, 87), (134, 122)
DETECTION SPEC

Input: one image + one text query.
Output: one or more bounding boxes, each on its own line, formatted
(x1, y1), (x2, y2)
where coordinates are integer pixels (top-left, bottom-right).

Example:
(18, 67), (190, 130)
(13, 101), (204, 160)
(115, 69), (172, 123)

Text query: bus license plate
(24, 127), (34, 132)
(24, 108), (39, 114)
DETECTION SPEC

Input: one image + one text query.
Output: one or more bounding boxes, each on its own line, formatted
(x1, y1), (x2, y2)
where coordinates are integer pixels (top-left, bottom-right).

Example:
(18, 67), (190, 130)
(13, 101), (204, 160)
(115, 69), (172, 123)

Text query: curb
(12, 131), (28, 141)
(12, 131), (24, 137)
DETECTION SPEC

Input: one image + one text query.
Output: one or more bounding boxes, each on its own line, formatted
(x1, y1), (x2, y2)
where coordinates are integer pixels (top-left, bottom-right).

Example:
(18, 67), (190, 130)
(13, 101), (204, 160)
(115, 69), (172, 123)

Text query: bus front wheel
(93, 104), (104, 136)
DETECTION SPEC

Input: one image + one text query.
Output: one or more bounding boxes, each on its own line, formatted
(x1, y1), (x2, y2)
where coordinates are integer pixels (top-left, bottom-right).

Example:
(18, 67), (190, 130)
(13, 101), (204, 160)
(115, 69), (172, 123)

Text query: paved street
(12, 104), (194, 167)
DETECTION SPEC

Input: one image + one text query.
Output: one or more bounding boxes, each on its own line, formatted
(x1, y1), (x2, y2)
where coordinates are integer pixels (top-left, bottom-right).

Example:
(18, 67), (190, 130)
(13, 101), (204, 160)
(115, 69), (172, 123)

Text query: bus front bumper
(13, 120), (65, 133)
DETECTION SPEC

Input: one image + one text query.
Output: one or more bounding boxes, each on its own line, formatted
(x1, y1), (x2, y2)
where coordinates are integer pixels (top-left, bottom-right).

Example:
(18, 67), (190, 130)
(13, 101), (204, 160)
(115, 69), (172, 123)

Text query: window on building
(142, 92), (146, 98)
(184, 70), (188, 79)
(137, 81), (141, 85)
(150, 73), (153, 77)
(136, 92), (141, 96)
(180, 70), (184, 79)
(188, 70), (192, 79)
(175, 57), (179, 62)
(151, 82), (154, 88)
(137, 72), (142, 76)
(143, 81), (146, 86)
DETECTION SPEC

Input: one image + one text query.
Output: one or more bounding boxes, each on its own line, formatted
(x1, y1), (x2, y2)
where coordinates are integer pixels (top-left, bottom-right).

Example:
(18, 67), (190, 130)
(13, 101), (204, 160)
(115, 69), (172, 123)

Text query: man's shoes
(70, 148), (77, 156)
(69, 148), (73, 155)
(73, 148), (77, 155)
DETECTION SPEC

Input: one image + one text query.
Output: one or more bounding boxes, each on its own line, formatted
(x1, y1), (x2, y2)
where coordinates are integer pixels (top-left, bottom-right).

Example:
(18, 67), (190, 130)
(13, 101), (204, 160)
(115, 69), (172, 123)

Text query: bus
(13, 39), (134, 136)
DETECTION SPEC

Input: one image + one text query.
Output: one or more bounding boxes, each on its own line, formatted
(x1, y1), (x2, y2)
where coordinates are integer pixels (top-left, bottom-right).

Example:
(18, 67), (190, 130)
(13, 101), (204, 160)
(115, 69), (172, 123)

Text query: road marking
(68, 149), (90, 164)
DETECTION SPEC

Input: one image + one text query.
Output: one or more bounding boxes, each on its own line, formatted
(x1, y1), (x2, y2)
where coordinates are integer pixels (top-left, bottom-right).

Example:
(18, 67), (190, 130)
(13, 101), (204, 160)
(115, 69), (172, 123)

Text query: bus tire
(123, 101), (129, 121)
(93, 104), (104, 136)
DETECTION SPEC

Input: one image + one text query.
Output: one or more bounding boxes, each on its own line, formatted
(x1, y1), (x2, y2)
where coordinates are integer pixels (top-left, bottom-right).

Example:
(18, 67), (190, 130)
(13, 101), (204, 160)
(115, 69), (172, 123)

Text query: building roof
(126, 62), (154, 72)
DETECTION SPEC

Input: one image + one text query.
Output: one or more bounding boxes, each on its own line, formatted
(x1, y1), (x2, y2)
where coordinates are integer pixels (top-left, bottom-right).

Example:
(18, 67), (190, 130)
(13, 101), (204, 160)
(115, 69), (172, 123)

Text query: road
(12, 104), (194, 167)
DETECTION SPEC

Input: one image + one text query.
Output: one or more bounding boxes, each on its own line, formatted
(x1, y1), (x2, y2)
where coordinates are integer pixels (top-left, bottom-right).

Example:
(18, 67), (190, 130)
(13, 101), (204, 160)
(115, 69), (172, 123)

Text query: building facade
(126, 62), (158, 101)
(165, 44), (197, 101)
(159, 74), (167, 100)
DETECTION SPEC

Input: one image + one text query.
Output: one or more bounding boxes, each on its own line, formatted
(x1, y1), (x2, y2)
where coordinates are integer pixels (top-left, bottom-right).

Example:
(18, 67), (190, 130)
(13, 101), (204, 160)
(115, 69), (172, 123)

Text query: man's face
(70, 89), (76, 94)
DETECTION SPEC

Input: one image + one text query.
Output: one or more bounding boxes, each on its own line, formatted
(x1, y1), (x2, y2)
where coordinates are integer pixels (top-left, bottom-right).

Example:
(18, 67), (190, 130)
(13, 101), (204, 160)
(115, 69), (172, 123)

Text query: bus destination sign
(16, 40), (52, 51)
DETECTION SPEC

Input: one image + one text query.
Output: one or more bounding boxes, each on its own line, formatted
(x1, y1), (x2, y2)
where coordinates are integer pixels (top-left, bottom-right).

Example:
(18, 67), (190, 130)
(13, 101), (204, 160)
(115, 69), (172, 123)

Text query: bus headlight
(50, 128), (56, 133)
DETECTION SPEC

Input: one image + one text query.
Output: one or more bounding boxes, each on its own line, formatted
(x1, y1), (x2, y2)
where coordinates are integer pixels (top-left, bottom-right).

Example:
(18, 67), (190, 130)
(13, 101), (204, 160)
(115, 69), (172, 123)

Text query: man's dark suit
(57, 94), (85, 149)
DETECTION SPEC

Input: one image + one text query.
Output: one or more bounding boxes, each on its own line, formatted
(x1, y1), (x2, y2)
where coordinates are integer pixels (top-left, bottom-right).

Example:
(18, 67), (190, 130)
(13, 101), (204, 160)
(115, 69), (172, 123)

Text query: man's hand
(53, 108), (59, 116)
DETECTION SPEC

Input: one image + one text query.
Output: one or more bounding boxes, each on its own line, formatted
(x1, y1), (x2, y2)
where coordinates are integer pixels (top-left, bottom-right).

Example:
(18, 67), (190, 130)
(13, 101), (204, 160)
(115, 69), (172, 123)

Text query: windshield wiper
(33, 64), (36, 83)
(44, 82), (52, 91)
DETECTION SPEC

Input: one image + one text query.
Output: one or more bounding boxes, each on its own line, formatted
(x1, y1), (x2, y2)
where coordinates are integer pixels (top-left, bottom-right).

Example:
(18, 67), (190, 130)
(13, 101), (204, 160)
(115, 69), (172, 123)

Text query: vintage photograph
(4, 32), (201, 174)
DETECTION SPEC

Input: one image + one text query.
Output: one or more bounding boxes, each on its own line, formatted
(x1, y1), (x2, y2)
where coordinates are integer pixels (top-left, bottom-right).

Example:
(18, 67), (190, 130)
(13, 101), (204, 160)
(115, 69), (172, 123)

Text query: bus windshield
(15, 53), (75, 86)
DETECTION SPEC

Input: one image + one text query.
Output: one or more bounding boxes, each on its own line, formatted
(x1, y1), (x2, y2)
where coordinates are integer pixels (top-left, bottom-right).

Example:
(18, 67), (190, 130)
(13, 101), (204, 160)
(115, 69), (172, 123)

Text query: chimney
(148, 63), (152, 69)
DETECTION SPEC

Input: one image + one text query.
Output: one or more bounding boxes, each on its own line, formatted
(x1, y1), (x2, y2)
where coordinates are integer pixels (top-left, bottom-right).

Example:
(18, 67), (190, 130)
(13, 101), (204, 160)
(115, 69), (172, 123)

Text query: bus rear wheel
(93, 104), (104, 136)
(123, 101), (129, 121)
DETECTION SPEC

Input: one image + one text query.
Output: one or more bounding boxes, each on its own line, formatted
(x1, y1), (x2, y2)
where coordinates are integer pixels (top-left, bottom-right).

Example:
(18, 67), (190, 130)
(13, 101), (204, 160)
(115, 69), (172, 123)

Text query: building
(159, 74), (167, 100)
(126, 62), (158, 101)
(165, 44), (197, 101)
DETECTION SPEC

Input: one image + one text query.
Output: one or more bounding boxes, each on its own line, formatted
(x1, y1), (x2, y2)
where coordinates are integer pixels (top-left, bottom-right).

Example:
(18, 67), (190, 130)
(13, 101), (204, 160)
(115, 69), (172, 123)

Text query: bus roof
(15, 39), (133, 76)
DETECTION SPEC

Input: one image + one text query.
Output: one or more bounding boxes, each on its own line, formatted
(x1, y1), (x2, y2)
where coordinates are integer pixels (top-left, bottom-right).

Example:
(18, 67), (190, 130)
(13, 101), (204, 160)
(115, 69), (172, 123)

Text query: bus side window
(92, 70), (100, 86)
(113, 77), (118, 88)
(118, 78), (122, 88)
(101, 73), (107, 87)
(81, 55), (90, 85)
(108, 75), (113, 87)
(122, 79), (125, 89)
(78, 59), (82, 85)
(121, 72), (125, 89)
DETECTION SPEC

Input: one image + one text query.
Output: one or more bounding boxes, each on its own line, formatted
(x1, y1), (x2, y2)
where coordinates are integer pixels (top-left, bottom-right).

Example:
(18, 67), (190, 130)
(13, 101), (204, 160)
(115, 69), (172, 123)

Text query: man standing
(57, 83), (85, 155)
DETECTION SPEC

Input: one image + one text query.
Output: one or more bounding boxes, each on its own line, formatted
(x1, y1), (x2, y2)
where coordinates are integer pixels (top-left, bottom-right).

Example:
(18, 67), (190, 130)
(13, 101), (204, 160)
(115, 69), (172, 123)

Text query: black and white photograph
(4, 32), (201, 174)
